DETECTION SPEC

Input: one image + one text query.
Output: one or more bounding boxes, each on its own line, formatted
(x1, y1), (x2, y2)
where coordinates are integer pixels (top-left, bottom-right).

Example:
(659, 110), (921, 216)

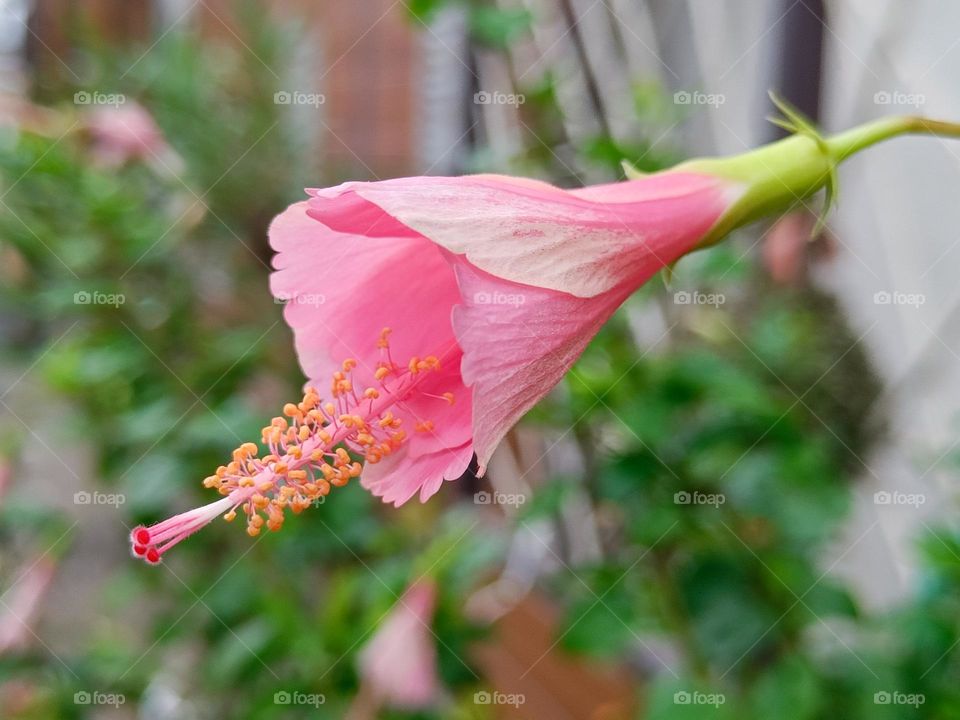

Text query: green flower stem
(678, 115), (960, 248)
(826, 115), (960, 160)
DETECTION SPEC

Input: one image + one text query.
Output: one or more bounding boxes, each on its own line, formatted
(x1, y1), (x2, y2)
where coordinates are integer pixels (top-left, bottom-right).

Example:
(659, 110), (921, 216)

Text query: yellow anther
(201, 337), (465, 547)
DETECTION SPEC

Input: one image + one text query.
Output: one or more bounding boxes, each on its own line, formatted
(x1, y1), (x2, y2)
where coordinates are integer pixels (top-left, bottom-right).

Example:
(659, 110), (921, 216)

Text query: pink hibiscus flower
(357, 580), (441, 709)
(84, 101), (184, 174)
(131, 112), (960, 563)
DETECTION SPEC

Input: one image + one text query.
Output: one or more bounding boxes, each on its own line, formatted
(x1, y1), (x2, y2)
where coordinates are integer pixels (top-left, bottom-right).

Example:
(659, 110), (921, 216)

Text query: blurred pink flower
(0, 557), (56, 654)
(358, 580), (441, 710)
(269, 173), (737, 503)
(763, 211), (814, 285)
(85, 102), (175, 169)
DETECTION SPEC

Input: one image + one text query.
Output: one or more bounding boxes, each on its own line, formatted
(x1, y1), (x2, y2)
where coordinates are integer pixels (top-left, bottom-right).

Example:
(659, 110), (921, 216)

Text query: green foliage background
(0, 5), (957, 719)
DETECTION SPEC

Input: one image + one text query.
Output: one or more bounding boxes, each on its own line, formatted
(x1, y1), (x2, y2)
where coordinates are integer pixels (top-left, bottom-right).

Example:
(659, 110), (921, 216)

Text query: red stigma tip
(145, 548), (161, 564)
(133, 527), (150, 545)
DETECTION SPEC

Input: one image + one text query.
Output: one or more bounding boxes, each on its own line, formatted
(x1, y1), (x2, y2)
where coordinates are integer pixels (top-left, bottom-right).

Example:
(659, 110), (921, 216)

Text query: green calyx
(668, 95), (960, 249)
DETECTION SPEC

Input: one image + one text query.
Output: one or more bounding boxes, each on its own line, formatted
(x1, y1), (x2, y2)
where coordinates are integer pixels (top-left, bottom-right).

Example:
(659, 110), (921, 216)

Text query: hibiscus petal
(269, 201), (473, 473)
(312, 172), (738, 298)
(449, 257), (631, 472)
(362, 440), (473, 505)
